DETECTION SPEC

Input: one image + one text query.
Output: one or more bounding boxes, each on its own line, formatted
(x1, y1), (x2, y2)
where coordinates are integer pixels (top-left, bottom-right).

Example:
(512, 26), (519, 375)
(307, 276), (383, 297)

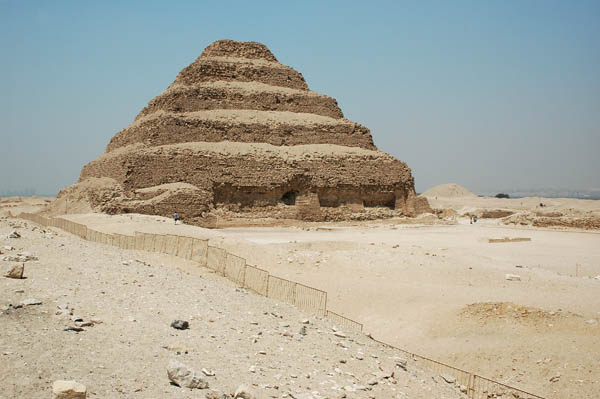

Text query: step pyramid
(56, 40), (430, 223)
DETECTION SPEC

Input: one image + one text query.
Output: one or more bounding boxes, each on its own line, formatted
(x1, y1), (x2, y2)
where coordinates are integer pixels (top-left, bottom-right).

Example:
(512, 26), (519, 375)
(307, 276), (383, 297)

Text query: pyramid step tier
(173, 56), (309, 90)
(82, 142), (413, 193)
(107, 110), (375, 152)
(136, 82), (343, 120)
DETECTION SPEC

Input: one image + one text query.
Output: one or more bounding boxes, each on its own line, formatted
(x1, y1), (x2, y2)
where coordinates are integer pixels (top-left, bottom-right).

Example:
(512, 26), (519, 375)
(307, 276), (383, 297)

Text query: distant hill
(422, 183), (477, 198)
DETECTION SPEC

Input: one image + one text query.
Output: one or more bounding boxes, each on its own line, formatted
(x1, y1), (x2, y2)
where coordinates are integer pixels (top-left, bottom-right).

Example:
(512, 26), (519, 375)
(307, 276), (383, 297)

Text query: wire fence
(17, 212), (545, 399)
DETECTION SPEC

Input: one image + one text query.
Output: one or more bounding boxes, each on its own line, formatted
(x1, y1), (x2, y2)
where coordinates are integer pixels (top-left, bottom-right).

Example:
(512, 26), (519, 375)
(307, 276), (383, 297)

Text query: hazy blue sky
(1, 0), (599, 195)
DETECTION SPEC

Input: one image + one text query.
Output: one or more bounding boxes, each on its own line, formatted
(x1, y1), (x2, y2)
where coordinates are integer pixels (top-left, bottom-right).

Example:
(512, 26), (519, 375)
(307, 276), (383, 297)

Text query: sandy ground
(4, 195), (599, 398)
(54, 204), (600, 399)
(0, 217), (464, 399)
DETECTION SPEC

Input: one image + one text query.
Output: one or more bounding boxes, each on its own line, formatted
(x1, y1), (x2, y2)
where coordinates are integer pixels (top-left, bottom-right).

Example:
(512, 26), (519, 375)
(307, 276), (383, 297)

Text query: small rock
(440, 374), (456, 384)
(505, 274), (521, 281)
(4, 264), (24, 279)
(171, 320), (189, 330)
(333, 331), (346, 338)
(594, 275), (600, 280)
(201, 368), (215, 376)
(299, 326), (307, 336)
(549, 374), (560, 383)
(393, 356), (407, 370)
(9, 231), (21, 238)
(63, 326), (84, 333)
(206, 389), (230, 399)
(459, 385), (467, 393)
(21, 298), (41, 306)
(52, 380), (86, 398)
(233, 385), (255, 399)
(301, 319), (310, 324)
(167, 360), (208, 389)
(2, 245), (14, 251)
(367, 377), (378, 385)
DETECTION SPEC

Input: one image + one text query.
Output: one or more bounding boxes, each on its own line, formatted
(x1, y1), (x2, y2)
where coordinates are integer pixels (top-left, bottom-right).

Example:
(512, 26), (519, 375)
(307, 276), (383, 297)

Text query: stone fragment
(4, 264), (24, 279)
(171, 320), (189, 330)
(549, 374), (561, 382)
(233, 385), (255, 399)
(63, 326), (84, 333)
(393, 356), (408, 371)
(21, 298), (41, 306)
(367, 377), (378, 385)
(167, 360), (208, 389)
(9, 231), (21, 238)
(505, 274), (521, 281)
(206, 389), (230, 399)
(333, 331), (346, 338)
(52, 380), (87, 398)
(440, 374), (456, 384)
(201, 368), (215, 376)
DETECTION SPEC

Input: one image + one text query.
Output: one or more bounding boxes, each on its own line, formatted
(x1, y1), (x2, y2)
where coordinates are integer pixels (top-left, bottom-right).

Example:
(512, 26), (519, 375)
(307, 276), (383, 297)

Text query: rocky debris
(549, 373), (561, 382)
(505, 273), (521, 281)
(171, 319), (190, 330)
(52, 380), (87, 398)
(2, 245), (15, 250)
(201, 368), (215, 376)
(3, 252), (38, 262)
(167, 359), (209, 389)
(8, 230), (21, 238)
(56, 304), (74, 317)
(206, 389), (231, 399)
(233, 385), (255, 399)
(3, 264), (24, 279)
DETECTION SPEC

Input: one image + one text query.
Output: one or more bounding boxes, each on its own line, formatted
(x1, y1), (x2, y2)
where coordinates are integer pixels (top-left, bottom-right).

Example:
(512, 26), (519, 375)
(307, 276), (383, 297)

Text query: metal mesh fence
(243, 265), (269, 296)
(207, 246), (227, 275)
(267, 275), (296, 306)
(295, 283), (327, 316)
(191, 238), (208, 266)
(163, 235), (179, 255)
(151, 234), (165, 253)
(326, 310), (363, 332)
(175, 236), (194, 259)
(471, 375), (544, 399)
(225, 253), (246, 286)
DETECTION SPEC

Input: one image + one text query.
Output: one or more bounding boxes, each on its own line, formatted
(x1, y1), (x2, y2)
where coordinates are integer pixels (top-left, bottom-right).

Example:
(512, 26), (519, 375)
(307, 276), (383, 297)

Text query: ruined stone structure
(56, 40), (430, 224)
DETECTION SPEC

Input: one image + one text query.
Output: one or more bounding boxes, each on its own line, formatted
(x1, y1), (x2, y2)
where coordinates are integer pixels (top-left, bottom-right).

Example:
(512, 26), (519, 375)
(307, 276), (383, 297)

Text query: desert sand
(6, 189), (590, 399)
(1, 213), (466, 399)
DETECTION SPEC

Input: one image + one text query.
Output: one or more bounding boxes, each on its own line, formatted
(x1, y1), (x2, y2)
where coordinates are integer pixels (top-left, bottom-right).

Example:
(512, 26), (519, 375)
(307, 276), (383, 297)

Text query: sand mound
(422, 183), (477, 198)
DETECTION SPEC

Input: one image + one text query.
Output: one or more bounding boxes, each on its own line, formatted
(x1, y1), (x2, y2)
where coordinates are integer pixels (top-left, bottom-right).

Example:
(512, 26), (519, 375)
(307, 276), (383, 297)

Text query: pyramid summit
(54, 39), (430, 224)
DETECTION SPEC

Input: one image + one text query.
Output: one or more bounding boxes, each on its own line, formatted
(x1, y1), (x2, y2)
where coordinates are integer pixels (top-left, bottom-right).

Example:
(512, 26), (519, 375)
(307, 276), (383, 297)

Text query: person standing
(173, 211), (179, 224)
